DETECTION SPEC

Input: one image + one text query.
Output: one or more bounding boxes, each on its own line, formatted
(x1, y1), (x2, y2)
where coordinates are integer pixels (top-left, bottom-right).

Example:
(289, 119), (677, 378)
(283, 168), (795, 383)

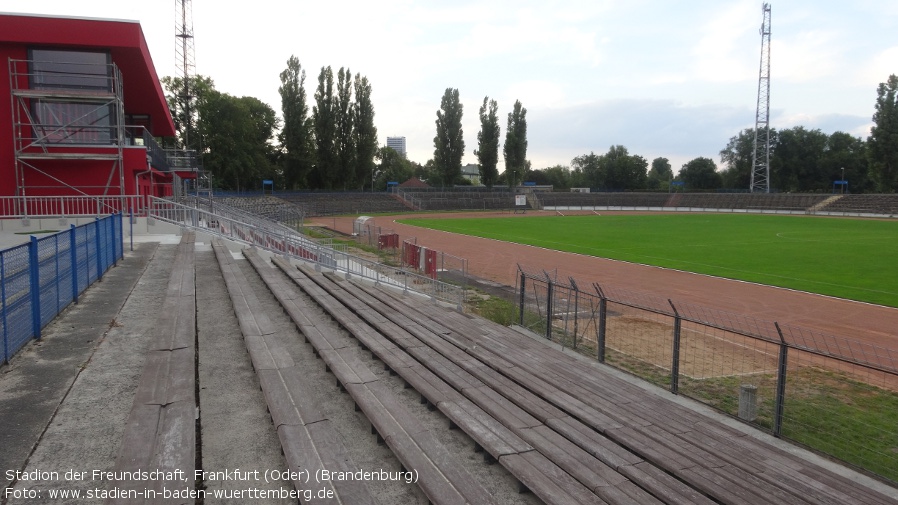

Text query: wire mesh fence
(516, 263), (898, 483)
(1, 214), (122, 364)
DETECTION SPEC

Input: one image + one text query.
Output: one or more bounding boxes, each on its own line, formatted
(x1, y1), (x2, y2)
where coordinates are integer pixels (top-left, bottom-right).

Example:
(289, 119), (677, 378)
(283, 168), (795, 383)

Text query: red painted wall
(0, 14), (176, 207)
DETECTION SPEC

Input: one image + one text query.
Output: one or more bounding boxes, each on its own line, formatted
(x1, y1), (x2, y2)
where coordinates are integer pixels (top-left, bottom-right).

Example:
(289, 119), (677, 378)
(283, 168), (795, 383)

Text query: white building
(386, 136), (407, 158)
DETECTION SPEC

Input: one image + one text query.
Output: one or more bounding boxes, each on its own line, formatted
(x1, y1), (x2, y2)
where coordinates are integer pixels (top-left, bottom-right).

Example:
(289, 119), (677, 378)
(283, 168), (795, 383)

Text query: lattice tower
(175, 0), (196, 150)
(750, 3), (772, 193)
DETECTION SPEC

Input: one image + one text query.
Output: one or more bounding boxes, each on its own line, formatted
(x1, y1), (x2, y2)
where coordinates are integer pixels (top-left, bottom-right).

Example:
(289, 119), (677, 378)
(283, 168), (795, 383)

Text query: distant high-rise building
(387, 136), (407, 158)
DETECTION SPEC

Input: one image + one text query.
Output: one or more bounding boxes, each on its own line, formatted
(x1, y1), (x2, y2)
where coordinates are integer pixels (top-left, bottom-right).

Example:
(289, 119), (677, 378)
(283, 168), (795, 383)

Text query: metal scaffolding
(9, 57), (126, 201)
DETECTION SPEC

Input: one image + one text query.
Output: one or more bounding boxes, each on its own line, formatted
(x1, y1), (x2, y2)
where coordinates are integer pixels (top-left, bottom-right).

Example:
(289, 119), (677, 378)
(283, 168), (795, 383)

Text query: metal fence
(148, 198), (465, 309)
(515, 264), (898, 483)
(1, 214), (123, 364)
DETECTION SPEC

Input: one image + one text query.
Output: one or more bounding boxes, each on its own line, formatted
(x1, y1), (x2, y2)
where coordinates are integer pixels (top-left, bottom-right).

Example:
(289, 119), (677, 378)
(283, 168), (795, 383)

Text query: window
(29, 49), (111, 91)
(27, 49), (117, 145)
(33, 101), (114, 144)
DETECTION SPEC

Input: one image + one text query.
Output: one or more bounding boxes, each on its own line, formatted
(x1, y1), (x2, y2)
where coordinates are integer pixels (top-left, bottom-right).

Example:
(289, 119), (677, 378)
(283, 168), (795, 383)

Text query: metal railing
(1, 214), (123, 364)
(0, 196), (142, 219)
(148, 198), (464, 308)
(515, 264), (898, 483)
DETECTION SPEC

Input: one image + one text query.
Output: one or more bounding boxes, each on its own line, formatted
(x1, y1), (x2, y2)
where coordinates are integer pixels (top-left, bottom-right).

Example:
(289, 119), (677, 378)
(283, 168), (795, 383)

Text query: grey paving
(0, 242), (162, 493)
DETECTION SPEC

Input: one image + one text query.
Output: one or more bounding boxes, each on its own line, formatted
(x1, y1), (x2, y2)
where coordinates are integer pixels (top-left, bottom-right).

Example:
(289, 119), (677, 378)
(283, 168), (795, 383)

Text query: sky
(5, 0), (898, 174)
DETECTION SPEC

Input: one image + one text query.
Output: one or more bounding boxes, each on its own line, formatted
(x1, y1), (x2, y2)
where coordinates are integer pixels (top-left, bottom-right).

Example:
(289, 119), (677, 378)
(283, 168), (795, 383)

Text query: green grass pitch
(399, 214), (898, 308)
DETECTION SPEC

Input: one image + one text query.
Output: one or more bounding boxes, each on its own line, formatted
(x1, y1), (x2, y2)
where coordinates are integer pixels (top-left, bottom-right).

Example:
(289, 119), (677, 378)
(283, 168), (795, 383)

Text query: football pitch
(399, 214), (898, 308)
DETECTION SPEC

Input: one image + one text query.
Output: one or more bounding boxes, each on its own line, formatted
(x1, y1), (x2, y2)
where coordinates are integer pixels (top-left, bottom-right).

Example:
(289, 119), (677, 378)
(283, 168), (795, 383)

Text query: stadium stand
(536, 192), (834, 212)
(275, 192), (412, 216)
(399, 188), (522, 211)
(817, 194), (898, 216)
(234, 246), (897, 505)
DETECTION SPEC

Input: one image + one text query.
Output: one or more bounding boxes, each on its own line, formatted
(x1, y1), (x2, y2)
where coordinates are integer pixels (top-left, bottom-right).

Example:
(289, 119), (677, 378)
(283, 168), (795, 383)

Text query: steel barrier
(1, 214), (122, 364)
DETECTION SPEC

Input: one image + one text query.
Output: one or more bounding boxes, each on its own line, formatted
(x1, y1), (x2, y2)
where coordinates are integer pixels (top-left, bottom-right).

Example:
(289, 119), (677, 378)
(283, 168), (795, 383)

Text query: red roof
(399, 177), (430, 188)
(0, 13), (175, 137)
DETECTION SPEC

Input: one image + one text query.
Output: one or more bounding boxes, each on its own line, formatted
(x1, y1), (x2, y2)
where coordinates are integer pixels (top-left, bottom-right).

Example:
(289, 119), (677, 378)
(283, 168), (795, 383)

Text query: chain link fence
(516, 264), (898, 483)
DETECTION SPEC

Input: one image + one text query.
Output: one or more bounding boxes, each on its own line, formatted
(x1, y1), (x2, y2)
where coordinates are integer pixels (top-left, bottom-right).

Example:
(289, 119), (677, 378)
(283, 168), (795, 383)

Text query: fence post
(594, 283), (607, 363)
(570, 278), (579, 349)
(110, 214), (117, 268)
(54, 234), (60, 314)
(70, 224), (78, 303)
(669, 299), (681, 395)
(129, 206), (134, 252)
(29, 236), (41, 339)
(773, 322), (789, 438)
(518, 270), (526, 326)
(2, 252), (8, 363)
(545, 279), (554, 341)
(95, 218), (103, 281)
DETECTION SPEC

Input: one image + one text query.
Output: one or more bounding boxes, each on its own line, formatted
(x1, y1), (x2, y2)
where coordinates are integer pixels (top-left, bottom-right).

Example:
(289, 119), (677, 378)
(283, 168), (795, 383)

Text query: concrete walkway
(0, 242), (160, 494)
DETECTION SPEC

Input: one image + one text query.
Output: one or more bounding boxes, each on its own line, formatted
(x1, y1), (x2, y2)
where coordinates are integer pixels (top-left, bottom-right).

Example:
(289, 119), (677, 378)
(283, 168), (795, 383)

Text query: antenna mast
(750, 3), (772, 193)
(175, 0), (196, 150)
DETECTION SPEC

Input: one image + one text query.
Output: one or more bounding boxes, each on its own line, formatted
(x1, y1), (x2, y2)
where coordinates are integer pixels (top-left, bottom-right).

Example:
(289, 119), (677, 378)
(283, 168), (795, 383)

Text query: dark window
(33, 101), (114, 144)
(28, 49), (111, 91)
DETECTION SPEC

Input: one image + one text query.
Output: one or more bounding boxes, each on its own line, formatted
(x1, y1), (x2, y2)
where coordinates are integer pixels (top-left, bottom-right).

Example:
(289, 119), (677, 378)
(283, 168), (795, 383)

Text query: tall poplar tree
(433, 88), (465, 187)
(503, 100), (528, 189)
(353, 73), (378, 190)
(475, 96), (500, 189)
(278, 55), (312, 189)
(312, 66), (337, 189)
(868, 74), (898, 191)
(335, 67), (356, 189)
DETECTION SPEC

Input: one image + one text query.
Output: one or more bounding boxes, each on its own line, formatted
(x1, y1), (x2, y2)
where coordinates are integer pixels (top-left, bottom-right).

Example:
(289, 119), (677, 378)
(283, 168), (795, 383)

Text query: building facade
(386, 136), (406, 158)
(0, 13), (192, 215)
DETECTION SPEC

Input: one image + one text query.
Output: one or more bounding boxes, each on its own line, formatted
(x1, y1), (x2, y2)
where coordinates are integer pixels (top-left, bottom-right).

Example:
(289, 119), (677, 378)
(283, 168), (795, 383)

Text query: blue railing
(1, 213), (122, 364)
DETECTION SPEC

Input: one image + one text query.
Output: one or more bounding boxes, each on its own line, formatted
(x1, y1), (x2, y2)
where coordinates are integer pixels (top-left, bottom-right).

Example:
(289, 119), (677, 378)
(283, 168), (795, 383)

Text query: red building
(0, 13), (194, 216)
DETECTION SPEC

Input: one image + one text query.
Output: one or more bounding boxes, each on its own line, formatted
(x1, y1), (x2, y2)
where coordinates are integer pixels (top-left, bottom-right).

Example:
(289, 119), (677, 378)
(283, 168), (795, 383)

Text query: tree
(198, 91), (279, 190)
(868, 74), (898, 191)
(475, 97), (500, 189)
(373, 145), (414, 190)
(719, 128), (761, 190)
(312, 66), (338, 189)
(353, 73), (378, 191)
(678, 157), (721, 190)
(335, 67), (356, 189)
(161, 74), (214, 150)
(527, 165), (571, 189)
(433, 88), (465, 186)
(647, 157), (673, 190)
(503, 100), (528, 189)
(595, 145), (647, 190)
(823, 132), (870, 192)
(571, 152), (601, 188)
(278, 56), (313, 189)
(771, 127), (829, 191)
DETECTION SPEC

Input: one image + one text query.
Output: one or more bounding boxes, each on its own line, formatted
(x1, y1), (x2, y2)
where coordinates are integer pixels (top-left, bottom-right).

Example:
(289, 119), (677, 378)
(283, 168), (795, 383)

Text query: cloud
(527, 99), (753, 162)
(775, 112), (872, 138)
(691, 2), (757, 83)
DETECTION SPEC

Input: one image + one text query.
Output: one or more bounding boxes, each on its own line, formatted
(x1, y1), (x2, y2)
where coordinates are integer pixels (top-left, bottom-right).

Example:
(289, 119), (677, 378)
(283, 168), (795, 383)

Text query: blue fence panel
(37, 234), (62, 328)
(74, 225), (91, 294)
(85, 222), (98, 285)
(1, 213), (122, 364)
(56, 231), (74, 313)
(1, 244), (34, 362)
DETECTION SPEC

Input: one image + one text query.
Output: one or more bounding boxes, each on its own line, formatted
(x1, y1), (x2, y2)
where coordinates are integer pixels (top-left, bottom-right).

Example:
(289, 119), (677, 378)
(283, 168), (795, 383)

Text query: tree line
(162, 56), (377, 191)
(163, 69), (898, 193)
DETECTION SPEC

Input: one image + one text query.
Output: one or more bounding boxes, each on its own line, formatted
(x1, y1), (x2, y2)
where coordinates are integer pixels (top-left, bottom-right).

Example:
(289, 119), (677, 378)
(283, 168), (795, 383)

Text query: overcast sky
(7, 1), (898, 173)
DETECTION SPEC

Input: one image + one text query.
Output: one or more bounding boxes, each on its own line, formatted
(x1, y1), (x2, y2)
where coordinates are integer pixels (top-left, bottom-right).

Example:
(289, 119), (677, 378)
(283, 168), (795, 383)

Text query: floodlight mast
(175, 0), (197, 150)
(750, 3), (772, 193)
